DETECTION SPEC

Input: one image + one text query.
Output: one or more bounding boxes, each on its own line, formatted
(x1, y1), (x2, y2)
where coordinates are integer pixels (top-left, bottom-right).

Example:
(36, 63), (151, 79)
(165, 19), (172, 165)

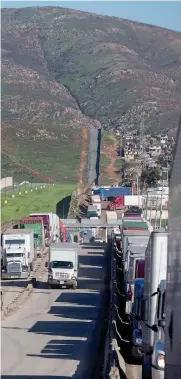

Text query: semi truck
(47, 243), (79, 289)
(1, 229), (35, 279)
(124, 236), (149, 316)
(20, 216), (45, 257)
(140, 229), (168, 379)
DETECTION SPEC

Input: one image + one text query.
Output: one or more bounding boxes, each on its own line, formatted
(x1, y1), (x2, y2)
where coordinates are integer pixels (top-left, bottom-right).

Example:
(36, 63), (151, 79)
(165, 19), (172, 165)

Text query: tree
(140, 167), (161, 188)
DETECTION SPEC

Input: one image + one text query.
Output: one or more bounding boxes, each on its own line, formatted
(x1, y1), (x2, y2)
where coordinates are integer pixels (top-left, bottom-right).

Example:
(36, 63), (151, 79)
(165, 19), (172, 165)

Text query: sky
(2, 1), (181, 32)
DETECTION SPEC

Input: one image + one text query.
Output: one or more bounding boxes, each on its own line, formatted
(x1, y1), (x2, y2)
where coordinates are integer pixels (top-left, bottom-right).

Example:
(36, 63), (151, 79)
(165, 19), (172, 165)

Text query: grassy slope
(1, 184), (75, 223)
(2, 7), (181, 182)
(1, 7), (100, 183)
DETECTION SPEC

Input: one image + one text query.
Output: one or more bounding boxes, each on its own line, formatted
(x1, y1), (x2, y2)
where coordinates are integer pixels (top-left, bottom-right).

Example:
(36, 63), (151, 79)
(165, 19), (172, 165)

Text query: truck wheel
(30, 262), (34, 271)
(72, 282), (77, 290)
(142, 355), (151, 379)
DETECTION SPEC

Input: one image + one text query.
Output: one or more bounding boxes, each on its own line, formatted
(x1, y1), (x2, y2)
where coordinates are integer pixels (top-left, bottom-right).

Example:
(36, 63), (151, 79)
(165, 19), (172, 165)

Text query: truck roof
(4, 229), (34, 234)
(50, 243), (79, 249)
(20, 216), (43, 222)
(123, 230), (150, 236)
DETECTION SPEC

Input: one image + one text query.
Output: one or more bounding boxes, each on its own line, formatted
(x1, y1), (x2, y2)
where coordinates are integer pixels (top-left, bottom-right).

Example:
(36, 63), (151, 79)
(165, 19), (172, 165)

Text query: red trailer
(107, 196), (125, 210)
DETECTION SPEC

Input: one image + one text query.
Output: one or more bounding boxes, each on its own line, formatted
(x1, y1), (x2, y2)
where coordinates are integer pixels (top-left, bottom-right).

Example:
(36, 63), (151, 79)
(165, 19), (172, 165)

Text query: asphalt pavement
(1, 244), (107, 379)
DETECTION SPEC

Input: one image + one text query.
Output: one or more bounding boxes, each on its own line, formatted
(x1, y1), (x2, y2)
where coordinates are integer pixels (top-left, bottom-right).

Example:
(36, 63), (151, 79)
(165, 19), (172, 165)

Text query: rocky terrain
(2, 6), (181, 181)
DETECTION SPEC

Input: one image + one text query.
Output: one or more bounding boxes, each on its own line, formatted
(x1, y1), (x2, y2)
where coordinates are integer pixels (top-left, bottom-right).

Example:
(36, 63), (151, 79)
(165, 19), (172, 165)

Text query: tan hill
(2, 6), (181, 180)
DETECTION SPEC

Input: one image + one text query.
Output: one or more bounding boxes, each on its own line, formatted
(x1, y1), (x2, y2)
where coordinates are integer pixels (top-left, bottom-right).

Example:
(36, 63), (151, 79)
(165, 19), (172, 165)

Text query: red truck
(107, 196), (125, 210)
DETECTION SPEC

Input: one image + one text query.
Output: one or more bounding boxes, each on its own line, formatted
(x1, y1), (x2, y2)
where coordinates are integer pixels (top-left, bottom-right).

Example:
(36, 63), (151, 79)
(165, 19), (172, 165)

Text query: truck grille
(55, 272), (70, 279)
(7, 262), (21, 274)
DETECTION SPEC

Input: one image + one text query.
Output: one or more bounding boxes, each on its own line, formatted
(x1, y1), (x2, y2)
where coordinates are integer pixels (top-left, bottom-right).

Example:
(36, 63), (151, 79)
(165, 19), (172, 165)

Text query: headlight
(71, 275), (76, 280)
(157, 354), (165, 369)
(22, 266), (28, 272)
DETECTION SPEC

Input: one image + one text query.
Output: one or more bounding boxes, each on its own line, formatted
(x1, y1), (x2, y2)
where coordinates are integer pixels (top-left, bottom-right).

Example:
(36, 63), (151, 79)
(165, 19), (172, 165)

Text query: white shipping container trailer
(2, 229), (35, 279)
(124, 195), (143, 207)
(52, 213), (60, 242)
(141, 229), (168, 379)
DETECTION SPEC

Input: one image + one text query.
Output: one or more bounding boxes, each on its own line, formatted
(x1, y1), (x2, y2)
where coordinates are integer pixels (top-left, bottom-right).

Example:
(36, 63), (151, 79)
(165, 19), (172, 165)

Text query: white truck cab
(2, 229), (35, 279)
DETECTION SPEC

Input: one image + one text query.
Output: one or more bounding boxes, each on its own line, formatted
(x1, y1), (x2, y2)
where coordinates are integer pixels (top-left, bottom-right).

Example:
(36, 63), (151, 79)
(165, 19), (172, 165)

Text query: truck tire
(30, 261), (34, 271)
(142, 355), (151, 379)
(72, 282), (77, 290)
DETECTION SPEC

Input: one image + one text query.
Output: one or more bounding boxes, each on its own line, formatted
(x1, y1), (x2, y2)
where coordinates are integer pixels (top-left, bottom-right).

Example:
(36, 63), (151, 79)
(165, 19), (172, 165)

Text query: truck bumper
(48, 278), (77, 287)
(152, 367), (164, 379)
(1, 271), (29, 279)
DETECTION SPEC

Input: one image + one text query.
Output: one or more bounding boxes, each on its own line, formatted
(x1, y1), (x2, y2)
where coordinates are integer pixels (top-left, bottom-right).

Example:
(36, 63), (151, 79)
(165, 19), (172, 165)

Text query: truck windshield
(5, 239), (25, 245)
(6, 253), (24, 257)
(51, 261), (73, 269)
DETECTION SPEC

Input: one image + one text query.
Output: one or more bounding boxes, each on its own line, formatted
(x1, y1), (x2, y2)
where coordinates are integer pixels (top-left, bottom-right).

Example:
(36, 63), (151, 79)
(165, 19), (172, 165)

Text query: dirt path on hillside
(101, 135), (120, 184)
(2, 151), (55, 183)
(77, 127), (88, 185)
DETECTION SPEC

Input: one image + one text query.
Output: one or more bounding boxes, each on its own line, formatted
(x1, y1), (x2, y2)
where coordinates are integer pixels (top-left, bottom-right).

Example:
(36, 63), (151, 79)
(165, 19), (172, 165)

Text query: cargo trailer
(140, 230), (167, 378)
(124, 195), (143, 207)
(30, 213), (51, 241)
(20, 216), (45, 257)
(104, 186), (132, 198)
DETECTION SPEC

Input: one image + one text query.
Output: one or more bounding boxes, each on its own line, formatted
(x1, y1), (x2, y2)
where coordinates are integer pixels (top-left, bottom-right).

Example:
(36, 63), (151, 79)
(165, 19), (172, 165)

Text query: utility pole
(159, 186), (163, 228)
(154, 196), (159, 230)
(149, 198), (152, 222)
(145, 190), (149, 220)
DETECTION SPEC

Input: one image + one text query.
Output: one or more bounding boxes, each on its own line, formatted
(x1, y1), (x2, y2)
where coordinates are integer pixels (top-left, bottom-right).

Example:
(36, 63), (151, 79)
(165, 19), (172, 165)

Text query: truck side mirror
(151, 324), (158, 332)
(158, 320), (165, 328)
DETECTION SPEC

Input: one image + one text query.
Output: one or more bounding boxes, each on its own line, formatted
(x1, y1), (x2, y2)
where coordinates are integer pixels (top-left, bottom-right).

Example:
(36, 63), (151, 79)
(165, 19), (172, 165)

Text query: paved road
(2, 244), (107, 379)
(1, 250), (48, 310)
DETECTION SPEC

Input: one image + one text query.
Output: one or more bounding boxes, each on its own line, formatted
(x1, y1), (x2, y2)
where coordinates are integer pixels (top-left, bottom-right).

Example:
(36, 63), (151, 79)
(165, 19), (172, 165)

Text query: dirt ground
(100, 134), (120, 185)
(77, 127), (88, 185)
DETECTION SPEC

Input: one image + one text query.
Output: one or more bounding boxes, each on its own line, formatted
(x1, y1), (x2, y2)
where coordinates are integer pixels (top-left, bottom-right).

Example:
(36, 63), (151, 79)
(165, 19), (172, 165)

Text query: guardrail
(103, 236), (128, 379)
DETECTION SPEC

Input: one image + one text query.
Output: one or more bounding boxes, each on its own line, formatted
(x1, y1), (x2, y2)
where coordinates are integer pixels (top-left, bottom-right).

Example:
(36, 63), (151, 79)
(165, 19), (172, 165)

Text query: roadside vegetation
(1, 184), (75, 224)
(102, 131), (115, 145)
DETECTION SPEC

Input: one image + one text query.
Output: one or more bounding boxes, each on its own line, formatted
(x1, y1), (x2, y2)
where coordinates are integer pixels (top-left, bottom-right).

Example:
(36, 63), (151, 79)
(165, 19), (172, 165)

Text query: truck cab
(2, 229), (35, 279)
